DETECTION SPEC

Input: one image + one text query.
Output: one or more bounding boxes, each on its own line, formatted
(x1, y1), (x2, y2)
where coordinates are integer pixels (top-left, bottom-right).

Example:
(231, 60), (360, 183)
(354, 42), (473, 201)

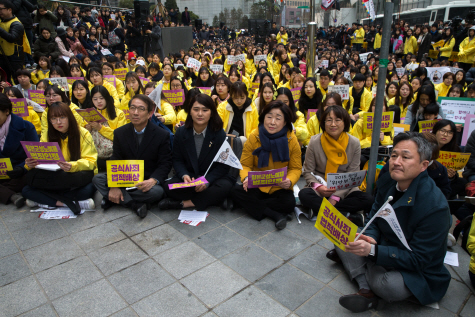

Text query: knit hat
(127, 52), (136, 60)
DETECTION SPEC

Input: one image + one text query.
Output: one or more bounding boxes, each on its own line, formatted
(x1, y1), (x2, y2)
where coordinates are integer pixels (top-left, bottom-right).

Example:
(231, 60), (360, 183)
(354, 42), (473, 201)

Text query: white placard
(326, 170), (367, 190)
(439, 97), (475, 124)
(62, 56), (70, 62)
(359, 52), (373, 64)
(110, 13), (115, 20)
(254, 54), (267, 65)
(344, 71), (351, 81)
(462, 114), (475, 146)
(327, 85), (350, 100)
(372, 86), (378, 98)
(101, 49), (112, 55)
(444, 251), (459, 266)
(319, 60), (329, 69)
(186, 57), (202, 72)
(235, 54), (245, 62)
(396, 68), (405, 77)
(426, 67), (451, 84)
(174, 63), (184, 69)
(210, 64), (223, 74)
(49, 77), (69, 91)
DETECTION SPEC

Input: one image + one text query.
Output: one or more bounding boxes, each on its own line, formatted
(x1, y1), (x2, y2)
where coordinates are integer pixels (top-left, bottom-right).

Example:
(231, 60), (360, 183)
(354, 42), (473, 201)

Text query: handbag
(91, 122), (113, 159)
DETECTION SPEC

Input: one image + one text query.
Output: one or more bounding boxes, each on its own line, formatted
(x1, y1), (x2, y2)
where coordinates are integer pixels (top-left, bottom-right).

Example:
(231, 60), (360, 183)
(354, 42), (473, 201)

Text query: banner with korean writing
(107, 160), (144, 187)
(418, 119), (439, 133)
(438, 97), (475, 124)
(315, 198), (357, 251)
(0, 158), (13, 179)
(66, 77), (84, 85)
(210, 64), (223, 74)
(251, 82), (260, 90)
(327, 85), (349, 100)
(186, 58), (201, 72)
(431, 40), (445, 50)
(248, 167), (287, 188)
(75, 108), (107, 123)
(327, 170), (367, 190)
(254, 54), (267, 65)
(290, 87), (301, 103)
(163, 89), (185, 107)
(198, 87), (212, 96)
(11, 98), (28, 117)
(318, 60), (329, 68)
(28, 90), (46, 106)
(396, 68), (405, 77)
(307, 109), (317, 122)
(20, 141), (65, 164)
(114, 68), (128, 81)
(49, 77), (69, 91)
(174, 64), (184, 70)
(344, 71), (351, 81)
(139, 76), (150, 86)
(437, 151), (471, 170)
(363, 111), (394, 133)
(359, 52), (373, 63)
(168, 176), (209, 190)
(103, 75), (116, 86)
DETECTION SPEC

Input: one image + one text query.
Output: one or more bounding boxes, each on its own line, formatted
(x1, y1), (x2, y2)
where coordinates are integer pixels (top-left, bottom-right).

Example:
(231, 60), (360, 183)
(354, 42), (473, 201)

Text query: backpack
(108, 29), (120, 46)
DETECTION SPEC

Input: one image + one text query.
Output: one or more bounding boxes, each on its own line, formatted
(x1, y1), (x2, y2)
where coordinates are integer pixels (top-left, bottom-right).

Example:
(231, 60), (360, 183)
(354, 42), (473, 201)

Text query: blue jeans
(24, 28), (35, 65)
(22, 183), (96, 207)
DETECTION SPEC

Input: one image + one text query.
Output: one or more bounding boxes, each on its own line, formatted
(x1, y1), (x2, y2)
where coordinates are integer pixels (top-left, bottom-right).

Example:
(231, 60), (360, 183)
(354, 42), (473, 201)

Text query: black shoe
(10, 193), (25, 208)
(348, 213), (365, 227)
(326, 249), (342, 263)
(339, 289), (378, 313)
(220, 198), (228, 211)
(135, 203), (148, 218)
(275, 217), (287, 230)
(158, 198), (182, 210)
(286, 213), (293, 221)
(101, 198), (114, 211)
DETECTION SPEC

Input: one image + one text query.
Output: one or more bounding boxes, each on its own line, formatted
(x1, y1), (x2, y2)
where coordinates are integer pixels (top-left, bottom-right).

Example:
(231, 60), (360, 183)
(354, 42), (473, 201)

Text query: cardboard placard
(186, 58), (202, 72)
(327, 85), (349, 100)
(20, 141), (65, 164)
(396, 68), (405, 77)
(210, 64), (223, 74)
(327, 170), (367, 190)
(363, 112), (394, 133)
(418, 119), (439, 133)
(103, 75), (116, 86)
(11, 98), (28, 117)
(66, 77), (84, 85)
(106, 160), (144, 187)
(254, 54), (267, 65)
(290, 87), (301, 103)
(27, 90), (46, 106)
(49, 77), (69, 91)
(114, 68), (128, 81)
(437, 151), (471, 171)
(0, 158), (13, 179)
(439, 97), (475, 124)
(162, 89), (185, 107)
(426, 67), (451, 84)
(248, 167), (287, 188)
(198, 87), (212, 96)
(75, 108), (107, 123)
(168, 176), (209, 190)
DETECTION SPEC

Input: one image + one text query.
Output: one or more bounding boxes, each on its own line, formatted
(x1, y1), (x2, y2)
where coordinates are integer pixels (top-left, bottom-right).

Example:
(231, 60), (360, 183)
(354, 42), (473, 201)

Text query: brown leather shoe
(326, 249), (342, 264)
(339, 289), (378, 313)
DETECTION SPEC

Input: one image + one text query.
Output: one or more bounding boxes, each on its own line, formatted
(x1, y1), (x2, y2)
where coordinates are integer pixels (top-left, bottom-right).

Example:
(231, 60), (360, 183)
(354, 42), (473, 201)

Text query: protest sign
(107, 160), (144, 187)
(226, 55), (236, 65)
(28, 90), (46, 106)
(75, 108), (107, 123)
(327, 170), (367, 190)
(248, 167), (287, 188)
(168, 176), (209, 190)
(210, 64), (223, 74)
(393, 123), (410, 137)
(254, 54), (267, 65)
(426, 67), (451, 84)
(359, 52), (373, 63)
(67, 77), (84, 85)
(327, 85), (349, 100)
(251, 82), (260, 90)
(174, 63), (184, 69)
(290, 87), (301, 103)
(418, 119), (439, 133)
(114, 68), (128, 81)
(11, 98), (28, 117)
(122, 108), (130, 121)
(85, 22), (91, 29)
(438, 97), (475, 124)
(431, 40), (445, 50)
(363, 112), (394, 133)
(204, 140), (243, 177)
(49, 77), (69, 91)
(371, 86), (377, 98)
(450, 51), (459, 62)
(396, 68), (405, 77)
(450, 67), (463, 74)
(315, 198), (357, 251)
(20, 141), (65, 164)
(438, 151), (471, 170)
(186, 58), (202, 72)
(428, 50), (439, 59)
(103, 75), (116, 86)
(344, 71), (351, 81)
(307, 109), (317, 122)
(198, 87), (212, 96)
(462, 114), (475, 146)
(235, 54), (245, 62)
(319, 60), (329, 68)
(162, 89), (185, 107)
(139, 76), (150, 86)
(101, 49), (112, 55)
(0, 158), (13, 179)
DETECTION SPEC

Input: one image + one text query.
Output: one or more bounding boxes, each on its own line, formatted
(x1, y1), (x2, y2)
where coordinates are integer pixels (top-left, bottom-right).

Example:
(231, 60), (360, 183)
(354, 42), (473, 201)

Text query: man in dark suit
(92, 94), (172, 218)
(417, 25), (432, 62)
(181, 6), (191, 26)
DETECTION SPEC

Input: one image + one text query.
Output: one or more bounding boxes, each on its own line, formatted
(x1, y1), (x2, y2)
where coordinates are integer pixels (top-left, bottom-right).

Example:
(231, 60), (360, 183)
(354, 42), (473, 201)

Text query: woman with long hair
(298, 77), (323, 121)
(273, 48), (293, 79)
(388, 82), (414, 118)
(438, 27), (455, 61)
(71, 80), (93, 109)
(87, 67), (120, 107)
(276, 87), (308, 144)
(194, 67), (215, 88)
(55, 28), (74, 60)
(211, 76), (231, 106)
(3, 87), (41, 135)
(255, 82), (276, 115)
(119, 72), (144, 121)
(405, 85), (444, 131)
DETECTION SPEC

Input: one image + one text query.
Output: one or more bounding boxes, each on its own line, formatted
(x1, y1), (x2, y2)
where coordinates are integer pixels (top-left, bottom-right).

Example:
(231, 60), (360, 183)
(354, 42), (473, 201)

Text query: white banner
(328, 85), (350, 100)
(210, 64), (223, 74)
(426, 67), (451, 84)
(186, 58), (202, 72)
(376, 203), (412, 251)
(327, 170), (367, 190)
(439, 97), (475, 124)
(359, 52), (373, 64)
(49, 77), (69, 91)
(396, 68), (405, 77)
(363, 0), (376, 21)
(204, 140), (242, 177)
(254, 55), (267, 65)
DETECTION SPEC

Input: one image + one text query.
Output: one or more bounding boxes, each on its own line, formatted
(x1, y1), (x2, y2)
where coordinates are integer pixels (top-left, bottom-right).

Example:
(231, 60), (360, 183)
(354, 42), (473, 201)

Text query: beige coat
(303, 133), (362, 199)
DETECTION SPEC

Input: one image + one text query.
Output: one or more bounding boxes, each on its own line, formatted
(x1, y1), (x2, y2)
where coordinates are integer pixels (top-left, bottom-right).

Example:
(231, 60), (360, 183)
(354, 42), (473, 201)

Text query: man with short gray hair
(328, 132), (451, 312)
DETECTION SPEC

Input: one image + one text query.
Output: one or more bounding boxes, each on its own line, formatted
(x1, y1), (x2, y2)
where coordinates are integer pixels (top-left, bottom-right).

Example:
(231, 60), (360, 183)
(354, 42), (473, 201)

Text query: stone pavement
(0, 187), (474, 317)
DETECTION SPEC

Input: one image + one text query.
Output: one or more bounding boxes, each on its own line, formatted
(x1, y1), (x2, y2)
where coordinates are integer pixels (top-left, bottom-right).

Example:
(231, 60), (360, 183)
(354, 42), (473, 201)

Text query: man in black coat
(92, 95), (172, 218)
(0, 0), (25, 83)
(181, 7), (191, 26)
(417, 25), (432, 62)
(11, 0), (35, 67)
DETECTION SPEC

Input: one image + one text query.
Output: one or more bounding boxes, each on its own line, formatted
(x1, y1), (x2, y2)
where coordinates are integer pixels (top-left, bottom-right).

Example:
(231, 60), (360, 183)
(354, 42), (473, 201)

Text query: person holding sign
(387, 82), (414, 119)
(22, 102), (97, 213)
(119, 72), (144, 122)
(0, 94), (38, 207)
(102, 62), (125, 99)
(332, 132), (451, 313)
(160, 94), (235, 211)
(405, 85), (444, 132)
(4, 88), (41, 135)
(231, 101), (302, 230)
(87, 67), (120, 108)
(92, 94), (172, 218)
(350, 74), (373, 121)
(434, 72), (454, 98)
(276, 27), (288, 46)
(300, 106), (373, 225)
(437, 28), (455, 61)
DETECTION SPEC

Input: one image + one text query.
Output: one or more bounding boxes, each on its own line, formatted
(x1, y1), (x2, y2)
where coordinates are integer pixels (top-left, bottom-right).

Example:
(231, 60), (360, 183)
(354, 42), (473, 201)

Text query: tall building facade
(175, 0), (251, 25)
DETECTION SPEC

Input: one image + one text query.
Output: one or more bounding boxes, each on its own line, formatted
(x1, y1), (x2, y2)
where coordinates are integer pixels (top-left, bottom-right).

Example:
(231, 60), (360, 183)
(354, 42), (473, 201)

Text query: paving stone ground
(0, 180), (473, 317)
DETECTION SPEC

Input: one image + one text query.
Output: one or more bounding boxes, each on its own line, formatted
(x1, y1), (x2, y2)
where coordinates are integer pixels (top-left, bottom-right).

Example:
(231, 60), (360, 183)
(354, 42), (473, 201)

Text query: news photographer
(142, 15), (164, 60)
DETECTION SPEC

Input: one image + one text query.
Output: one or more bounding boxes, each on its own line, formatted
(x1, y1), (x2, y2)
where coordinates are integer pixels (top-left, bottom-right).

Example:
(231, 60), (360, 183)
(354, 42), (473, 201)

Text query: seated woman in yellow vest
(388, 82), (414, 119)
(31, 56), (51, 84)
(86, 67), (120, 108)
(236, 60), (251, 82)
(305, 92), (343, 146)
(252, 72), (276, 102)
(437, 28), (455, 61)
(254, 82), (276, 116)
(120, 72), (145, 123)
(317, 69), (335, 97)
(298, 77), (323, 121)
(217, 81), (258, 141)
(211, 76), (231, 107)
(435, 72), (454, 98)
(228, 66), (250, 89)
(102, 62), (125, 99)
(157, 64), (174, 90)
(87, 86), (127, 171)
(167, 75), (189, 128)
(273, 47), (294, 78)
(275, 63), (290, 88)
(4, 87), (41, 135)
(275, 87), (308, 144)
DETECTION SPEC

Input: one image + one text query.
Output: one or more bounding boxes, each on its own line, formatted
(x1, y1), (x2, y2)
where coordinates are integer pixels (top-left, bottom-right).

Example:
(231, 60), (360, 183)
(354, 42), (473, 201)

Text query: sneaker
(10, 194), (25, 208)
(447, 233), (456, 247)
(78, 198), (95, 210)
(26, 199), (37, 207)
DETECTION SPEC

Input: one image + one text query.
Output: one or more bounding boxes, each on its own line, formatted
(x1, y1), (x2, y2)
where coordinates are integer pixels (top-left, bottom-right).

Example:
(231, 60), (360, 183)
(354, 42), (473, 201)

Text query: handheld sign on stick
(355, 196), (393, 241)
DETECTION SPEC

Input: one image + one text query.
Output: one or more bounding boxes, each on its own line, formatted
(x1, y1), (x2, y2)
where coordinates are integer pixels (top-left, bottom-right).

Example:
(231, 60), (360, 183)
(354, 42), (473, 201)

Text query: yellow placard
(437, 151), (471, 171)
(363, 112), (394, 133)
(431, 40), (444, 50)
(428, 50), (439, 59)
(114, 68), (128, 81)
(450, 51), (458, 62)
(315, 198), (357, 251)
(251, 82), (260, 90)
(418, 119), (438, 133)
(198, 87), (212, 96)
(85, 22), (91, 29)
(0, 158), (13, 179)
(393, 123), (410, 131)
(106, 160), (144, 187)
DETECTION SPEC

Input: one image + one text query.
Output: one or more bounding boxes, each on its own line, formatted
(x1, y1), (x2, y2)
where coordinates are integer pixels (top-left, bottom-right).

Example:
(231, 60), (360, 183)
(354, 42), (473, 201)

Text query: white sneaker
(447, 233), (456, 247)
(26, 199), (37, 207)
(78, 198), (95, 210)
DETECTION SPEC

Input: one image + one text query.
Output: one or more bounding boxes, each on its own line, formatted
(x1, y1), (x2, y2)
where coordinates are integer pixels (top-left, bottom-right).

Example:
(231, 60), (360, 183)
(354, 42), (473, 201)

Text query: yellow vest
(0, 16), (31, 56)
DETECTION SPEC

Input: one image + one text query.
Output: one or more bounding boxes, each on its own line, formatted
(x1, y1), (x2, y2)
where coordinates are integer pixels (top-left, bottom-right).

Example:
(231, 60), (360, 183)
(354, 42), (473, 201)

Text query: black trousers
(0, 176), (27, 204)
(231, 185), (295, 221)
(164, 176), (233, 211)
(449, 177), (468, 200)
(299, 188), (374, 216)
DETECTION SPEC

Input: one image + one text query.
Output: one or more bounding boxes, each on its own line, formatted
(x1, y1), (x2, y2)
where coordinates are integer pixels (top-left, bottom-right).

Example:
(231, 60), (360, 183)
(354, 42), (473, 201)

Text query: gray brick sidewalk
(0, 189), (474, 317)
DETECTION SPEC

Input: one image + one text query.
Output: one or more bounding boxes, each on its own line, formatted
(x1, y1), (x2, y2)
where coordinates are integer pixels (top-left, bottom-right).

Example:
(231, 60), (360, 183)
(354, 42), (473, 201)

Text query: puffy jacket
(466, 67), (475, 84)
(374, 33), (382, 49)
(55, 36), (74, 58)
(33, 35), (61, 61)
(11, 0), (35, 29)
(439, 37), (455, 58)
(33, 10), (58, 37)
(404, 36), (417, 54)
(468, 217), (475, 275)
(458, 29), (475, 64)
(217, 99), (258, 139)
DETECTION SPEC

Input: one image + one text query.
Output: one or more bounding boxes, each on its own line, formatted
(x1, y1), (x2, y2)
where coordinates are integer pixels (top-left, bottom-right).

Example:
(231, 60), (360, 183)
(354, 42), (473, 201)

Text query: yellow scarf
(321, 132), (349, 179)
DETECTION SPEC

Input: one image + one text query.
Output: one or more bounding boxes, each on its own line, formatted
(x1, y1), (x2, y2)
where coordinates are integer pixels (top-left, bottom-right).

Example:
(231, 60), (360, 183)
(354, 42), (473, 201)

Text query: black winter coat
(11, 0), (35, 29)
(33, 35), (61, 61)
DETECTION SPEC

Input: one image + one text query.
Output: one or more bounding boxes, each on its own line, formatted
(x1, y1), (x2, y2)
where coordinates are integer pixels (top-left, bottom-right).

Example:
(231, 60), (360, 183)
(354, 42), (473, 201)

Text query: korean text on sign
(363, 111), (394, 133)
(28, 90), (46, 106)
(20, 141), (65, 164)
(163, 90), (185, 107)
(438, 97), (475, 124)
(168, 176), (209, 190)
(418, 120), (439, 133)
(114, 68), (128, 81)
(248, 167), (287, 188)
(290, 87), (301, 103)
(0, 158), (13, 179)
(107, 160), (144, 187)
(327, 85), (349, 100)
(75, 108), (107, 123)
(315, 198), (357, 250)
(327, 170), (367, 190)
(437, 151), (471, 171)
(11, 98), (28, 117)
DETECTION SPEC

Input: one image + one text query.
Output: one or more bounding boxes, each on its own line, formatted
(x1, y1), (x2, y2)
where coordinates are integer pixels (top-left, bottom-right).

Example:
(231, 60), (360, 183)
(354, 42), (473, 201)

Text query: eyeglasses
(50, 116), (67, 123)
(325, 118), (343, 125)
(171, 84), (182, 89)
(45, 94), (60, 99)
(129, 105), (147, 112)
(438, 129), (454, 136)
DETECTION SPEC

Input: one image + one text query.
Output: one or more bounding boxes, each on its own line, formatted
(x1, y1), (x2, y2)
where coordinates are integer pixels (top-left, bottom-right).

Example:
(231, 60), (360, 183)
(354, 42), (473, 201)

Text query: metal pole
(307, 22), (316, 78)
(366, 0), (393, 194)
(309, 0), (315, 22)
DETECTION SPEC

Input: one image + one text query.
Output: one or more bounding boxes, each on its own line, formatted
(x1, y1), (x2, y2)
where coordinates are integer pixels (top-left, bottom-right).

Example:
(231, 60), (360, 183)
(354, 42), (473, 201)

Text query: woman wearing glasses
(23, 102), (98, 214)
(299, 106), (374, 226)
